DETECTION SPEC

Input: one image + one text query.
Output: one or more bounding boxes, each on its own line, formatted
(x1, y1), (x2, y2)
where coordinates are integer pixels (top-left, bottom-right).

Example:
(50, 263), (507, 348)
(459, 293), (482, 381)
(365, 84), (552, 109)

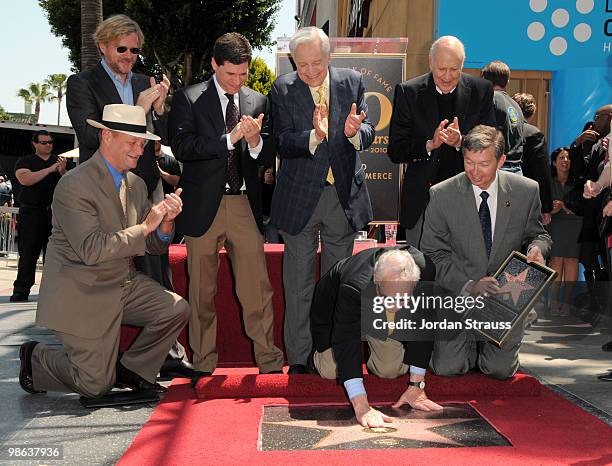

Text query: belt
(224, 187), (247, 195)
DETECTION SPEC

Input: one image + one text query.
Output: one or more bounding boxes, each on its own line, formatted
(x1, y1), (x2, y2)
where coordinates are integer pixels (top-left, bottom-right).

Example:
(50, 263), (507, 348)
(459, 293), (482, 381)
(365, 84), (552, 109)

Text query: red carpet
(119, 373), (612, 466)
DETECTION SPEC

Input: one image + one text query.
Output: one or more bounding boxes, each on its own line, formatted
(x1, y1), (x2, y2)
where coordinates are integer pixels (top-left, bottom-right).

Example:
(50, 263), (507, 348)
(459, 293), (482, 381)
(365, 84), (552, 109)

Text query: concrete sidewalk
(0, 259), (610, 465)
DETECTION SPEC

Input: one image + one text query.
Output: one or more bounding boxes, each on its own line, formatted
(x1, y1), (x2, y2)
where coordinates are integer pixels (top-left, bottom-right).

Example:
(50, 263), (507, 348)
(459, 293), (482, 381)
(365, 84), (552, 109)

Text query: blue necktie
(479, 191), (492, 257)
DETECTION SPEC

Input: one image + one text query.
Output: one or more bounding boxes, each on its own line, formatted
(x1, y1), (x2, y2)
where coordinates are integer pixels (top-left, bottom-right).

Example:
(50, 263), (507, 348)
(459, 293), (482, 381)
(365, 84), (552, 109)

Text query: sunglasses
(37, 141), (53, 145)
(116, 46), (141, 55)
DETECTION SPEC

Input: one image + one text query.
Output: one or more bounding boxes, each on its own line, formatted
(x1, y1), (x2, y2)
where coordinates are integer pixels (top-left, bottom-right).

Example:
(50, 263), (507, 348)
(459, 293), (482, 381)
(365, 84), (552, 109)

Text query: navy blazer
(169, 78), (273, 237)
(268, 66), (375, 235)
(388, 72), (495, 229)
(66, 62), (166, 197)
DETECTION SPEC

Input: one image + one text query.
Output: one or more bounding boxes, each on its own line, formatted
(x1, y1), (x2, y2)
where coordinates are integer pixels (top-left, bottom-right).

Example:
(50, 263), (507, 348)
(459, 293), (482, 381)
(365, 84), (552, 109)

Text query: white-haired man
(310, 247), (442, 428)
(269, 26), (375, 374)
(388, 35), (495, 247)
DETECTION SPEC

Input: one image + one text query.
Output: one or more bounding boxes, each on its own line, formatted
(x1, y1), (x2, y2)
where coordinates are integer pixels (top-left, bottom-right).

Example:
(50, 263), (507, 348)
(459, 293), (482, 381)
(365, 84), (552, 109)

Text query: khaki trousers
(185, 195), (283, 373)
(314, 336), (409, 380)
(31, 272), (190, 398)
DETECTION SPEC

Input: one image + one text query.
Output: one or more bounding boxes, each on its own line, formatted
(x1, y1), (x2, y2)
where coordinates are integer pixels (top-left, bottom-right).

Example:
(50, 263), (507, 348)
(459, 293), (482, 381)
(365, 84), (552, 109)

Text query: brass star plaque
(259, 403), (510, 451)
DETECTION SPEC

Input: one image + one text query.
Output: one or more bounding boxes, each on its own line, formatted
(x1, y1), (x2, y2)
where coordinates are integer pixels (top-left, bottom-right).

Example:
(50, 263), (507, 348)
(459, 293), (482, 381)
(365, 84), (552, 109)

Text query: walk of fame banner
(276, 38), (407, 223)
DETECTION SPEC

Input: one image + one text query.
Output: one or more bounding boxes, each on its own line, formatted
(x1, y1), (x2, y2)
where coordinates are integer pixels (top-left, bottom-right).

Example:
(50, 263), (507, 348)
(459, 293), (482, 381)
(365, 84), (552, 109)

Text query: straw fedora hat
(86, 104), (160, 141)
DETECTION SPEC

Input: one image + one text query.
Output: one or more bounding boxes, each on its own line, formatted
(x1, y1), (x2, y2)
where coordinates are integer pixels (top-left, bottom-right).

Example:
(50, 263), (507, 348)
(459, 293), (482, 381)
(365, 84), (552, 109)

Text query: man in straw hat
(17, 104), (189, 399)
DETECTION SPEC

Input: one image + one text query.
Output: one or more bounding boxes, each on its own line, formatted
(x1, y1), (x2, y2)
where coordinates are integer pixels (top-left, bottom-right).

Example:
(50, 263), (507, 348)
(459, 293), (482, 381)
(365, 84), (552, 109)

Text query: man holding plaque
(421, 125), (551, 379)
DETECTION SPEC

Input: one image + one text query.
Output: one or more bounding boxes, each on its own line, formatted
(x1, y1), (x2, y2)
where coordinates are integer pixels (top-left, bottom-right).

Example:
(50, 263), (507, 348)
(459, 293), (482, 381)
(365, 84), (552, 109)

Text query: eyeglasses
(36, 141), (53, 145)
(116, 46), (141, 55)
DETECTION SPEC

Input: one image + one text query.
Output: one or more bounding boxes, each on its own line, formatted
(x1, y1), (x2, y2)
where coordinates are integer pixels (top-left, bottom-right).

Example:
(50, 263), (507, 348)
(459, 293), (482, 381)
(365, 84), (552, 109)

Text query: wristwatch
(408, 380), (426, 389)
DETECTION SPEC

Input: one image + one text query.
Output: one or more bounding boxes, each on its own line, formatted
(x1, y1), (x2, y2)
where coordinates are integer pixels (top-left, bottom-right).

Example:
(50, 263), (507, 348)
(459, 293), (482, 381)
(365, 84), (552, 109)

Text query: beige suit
(31, 152), (189, 397)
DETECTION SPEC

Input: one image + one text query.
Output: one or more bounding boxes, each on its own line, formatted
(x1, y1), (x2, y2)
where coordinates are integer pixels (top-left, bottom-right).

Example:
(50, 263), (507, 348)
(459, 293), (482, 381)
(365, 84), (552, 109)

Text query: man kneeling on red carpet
(310, 247), (442, 428)
(18, 104), (190, 399)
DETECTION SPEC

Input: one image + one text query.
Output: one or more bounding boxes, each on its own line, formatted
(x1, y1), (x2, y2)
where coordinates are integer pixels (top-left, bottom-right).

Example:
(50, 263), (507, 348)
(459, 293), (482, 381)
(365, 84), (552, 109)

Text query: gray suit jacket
(421, 170), (551, 294)
(36, 151), (168, 338)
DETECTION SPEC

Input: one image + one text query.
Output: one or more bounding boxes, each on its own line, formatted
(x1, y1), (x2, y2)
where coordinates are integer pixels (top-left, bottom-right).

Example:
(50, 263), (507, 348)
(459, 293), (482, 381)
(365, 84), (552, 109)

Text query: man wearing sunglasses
(66, 14), (169, 198)
(66, 14), (192, 379)
(11, 131), (67, 302)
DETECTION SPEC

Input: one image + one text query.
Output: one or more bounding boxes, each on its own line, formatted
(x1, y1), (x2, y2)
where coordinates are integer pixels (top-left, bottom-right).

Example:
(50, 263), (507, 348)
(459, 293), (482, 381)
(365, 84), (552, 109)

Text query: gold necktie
(315, 85), (334, 185)
(119, 176), (127, 217)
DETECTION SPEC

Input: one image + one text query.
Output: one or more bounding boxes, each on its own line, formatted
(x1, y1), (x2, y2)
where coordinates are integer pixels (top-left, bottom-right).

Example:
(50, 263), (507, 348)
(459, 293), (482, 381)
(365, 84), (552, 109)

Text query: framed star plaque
(466, 251), (557, 347)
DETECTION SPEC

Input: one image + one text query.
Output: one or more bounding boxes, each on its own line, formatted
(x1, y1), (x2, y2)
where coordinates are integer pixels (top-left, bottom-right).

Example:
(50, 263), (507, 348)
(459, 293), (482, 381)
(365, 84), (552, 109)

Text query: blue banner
(439, 0), (611, 70)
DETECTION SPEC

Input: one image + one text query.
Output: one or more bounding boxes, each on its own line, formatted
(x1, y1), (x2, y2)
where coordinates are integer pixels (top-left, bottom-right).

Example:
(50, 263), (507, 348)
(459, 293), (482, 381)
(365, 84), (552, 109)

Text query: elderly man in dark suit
(269, 26), (375, 374)
(311, 247), (442, 428)
(169, 32), (284, 386)
(388, 35), (495, 247)
(421, 125), (551, 379)
(18, 104), (189, 398)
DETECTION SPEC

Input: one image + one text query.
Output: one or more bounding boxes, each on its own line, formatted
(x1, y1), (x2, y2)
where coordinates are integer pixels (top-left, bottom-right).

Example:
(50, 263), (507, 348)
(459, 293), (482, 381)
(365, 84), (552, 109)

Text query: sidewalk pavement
(0, 259), (610, 465)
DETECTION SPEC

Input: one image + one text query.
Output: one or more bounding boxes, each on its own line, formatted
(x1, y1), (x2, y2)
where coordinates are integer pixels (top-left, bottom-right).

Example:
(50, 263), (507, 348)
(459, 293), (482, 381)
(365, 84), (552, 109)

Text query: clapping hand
(241, 114), (264, 147)
(313, 103), (328, 141)
(440, 117), (462, 148)
(344, 102), (366, 138)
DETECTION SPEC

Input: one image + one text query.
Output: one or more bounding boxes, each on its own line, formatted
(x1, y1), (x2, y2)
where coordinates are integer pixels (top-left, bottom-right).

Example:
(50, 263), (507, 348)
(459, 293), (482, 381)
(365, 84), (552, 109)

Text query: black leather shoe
(287, 364), (307, 374)
(190, 370), (212, 388)
(10, 292), (29, 303)
(602, 341), (612, 352)
(19, 341), (45, 394)
(158, 359), (195, 380)
(597, 370), (612, 381)
(259, 370), (283, 374)
(116, 361), (167, 394)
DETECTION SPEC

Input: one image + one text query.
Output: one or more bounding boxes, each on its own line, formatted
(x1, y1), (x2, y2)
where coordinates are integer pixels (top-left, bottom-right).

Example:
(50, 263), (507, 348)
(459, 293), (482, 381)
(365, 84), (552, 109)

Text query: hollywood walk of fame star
(497, 268), (534, 305)
(258, 404), (508, 450)
(266, 416), (472, 449)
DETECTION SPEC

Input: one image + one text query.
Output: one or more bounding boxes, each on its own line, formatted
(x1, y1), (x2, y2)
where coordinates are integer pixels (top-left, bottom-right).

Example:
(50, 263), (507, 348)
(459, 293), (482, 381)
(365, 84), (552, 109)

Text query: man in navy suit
(169, 33), (284, 385)
(269, 27), (375, 374)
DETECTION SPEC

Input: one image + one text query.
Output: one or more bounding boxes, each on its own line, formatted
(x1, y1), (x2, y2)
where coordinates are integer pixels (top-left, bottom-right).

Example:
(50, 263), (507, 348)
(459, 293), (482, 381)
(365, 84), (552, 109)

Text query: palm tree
(45, 74), (68, 125)
(16, 83), (52, 123)
(81, 0), (103, 70)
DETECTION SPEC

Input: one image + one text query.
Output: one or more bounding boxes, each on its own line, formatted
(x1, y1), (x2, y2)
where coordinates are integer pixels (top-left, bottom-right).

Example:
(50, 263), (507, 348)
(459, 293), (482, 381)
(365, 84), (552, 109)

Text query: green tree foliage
(17, 83), (52, 123)
(45, 73), (68, 125)
(39, 0), (282, 88)
(245, 57), (275, 96)
(0, 106), (10, 120)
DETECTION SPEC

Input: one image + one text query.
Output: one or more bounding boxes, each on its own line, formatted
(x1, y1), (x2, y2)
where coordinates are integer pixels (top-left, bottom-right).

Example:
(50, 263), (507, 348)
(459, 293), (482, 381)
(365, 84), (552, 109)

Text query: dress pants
(281, 186), (356, 366)
(185, 195), (284, 373)
(134, 179), (187, 363)
(13, 207), (52, 296)
(430, 325), (524, 380)
(404, 214), (424, 248)
(30, 272), (190, 397)
(314, 337), (409, 380)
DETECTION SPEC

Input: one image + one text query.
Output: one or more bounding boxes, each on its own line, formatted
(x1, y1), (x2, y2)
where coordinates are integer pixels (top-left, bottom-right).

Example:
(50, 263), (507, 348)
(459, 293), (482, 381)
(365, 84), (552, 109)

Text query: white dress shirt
(213, 75), (263, 190)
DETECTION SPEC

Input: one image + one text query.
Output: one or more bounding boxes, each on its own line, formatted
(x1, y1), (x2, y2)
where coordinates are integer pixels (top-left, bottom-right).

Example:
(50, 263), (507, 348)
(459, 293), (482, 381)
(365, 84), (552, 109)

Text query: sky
(0, 0), (296, 126)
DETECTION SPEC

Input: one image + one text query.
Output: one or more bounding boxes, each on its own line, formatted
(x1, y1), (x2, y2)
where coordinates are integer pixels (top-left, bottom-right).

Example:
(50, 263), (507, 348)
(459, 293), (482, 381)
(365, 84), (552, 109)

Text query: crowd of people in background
(13, 16), (612, 420)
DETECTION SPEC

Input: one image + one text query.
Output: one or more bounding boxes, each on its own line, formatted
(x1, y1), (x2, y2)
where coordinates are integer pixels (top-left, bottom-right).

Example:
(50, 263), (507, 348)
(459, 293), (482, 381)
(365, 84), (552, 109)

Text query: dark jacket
(66, 62), (167, 197)
(388, 72), (495, 229)
(310, 245), (436, 383)
(169, 78), (273, 236)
